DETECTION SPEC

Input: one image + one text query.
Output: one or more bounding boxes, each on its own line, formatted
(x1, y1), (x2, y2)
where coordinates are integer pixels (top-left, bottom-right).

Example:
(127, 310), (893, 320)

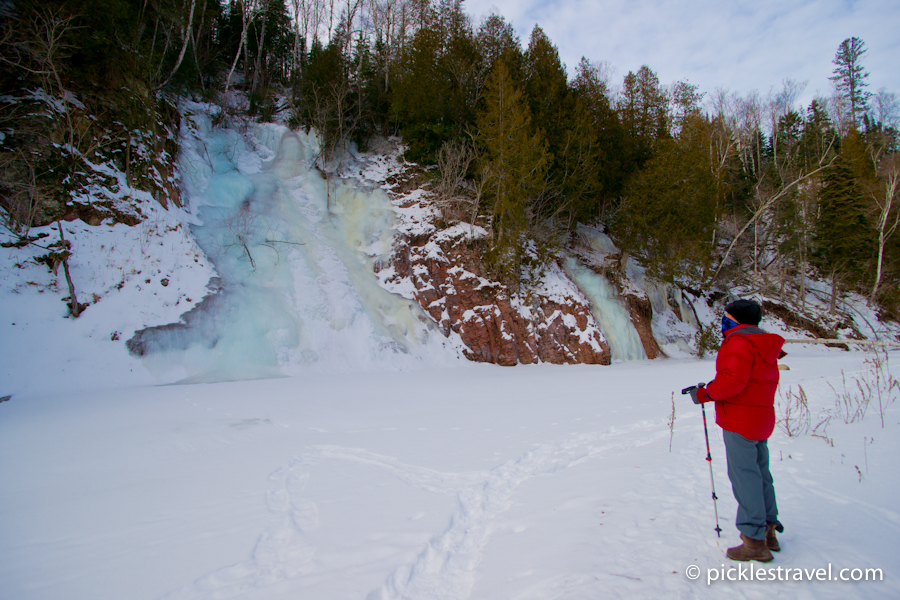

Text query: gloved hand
(681, 383), (707, 404)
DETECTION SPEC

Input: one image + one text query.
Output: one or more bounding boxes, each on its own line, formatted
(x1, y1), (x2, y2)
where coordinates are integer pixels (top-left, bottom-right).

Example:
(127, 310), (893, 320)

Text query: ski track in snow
(159, 421), (667, 600)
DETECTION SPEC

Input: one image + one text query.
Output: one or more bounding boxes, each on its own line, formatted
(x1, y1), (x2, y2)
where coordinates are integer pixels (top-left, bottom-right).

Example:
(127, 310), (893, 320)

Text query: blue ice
(562, 256), (647, 362)
(128, 114), (442, 382)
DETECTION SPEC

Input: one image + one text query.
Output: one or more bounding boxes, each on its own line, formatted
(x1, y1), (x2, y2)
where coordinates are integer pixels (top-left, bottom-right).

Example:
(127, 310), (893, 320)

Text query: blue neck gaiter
(721, 315), (740, 335)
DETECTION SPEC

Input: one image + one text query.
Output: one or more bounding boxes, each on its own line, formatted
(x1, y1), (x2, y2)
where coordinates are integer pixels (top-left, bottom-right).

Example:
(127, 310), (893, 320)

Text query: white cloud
(464, 0), (900, 112)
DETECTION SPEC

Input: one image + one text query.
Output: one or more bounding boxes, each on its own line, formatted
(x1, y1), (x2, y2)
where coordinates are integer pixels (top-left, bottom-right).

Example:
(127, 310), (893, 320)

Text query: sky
(463, 0), (900, 113)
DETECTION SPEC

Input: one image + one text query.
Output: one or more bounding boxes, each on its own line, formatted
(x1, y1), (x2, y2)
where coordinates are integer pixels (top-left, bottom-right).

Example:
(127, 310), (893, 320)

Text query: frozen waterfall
(563, 256), (647, 362)
(128, 112), (448, 382)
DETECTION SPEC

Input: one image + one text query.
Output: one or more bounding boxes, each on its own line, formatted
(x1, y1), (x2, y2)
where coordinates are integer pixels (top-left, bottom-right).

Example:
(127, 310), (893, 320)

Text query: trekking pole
(683, 385), (723, 538)
(700, 402), (723, 537)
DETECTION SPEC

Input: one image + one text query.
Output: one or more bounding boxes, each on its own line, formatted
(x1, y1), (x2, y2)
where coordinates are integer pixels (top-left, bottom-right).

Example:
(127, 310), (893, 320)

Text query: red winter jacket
(696, 325), (786, 440)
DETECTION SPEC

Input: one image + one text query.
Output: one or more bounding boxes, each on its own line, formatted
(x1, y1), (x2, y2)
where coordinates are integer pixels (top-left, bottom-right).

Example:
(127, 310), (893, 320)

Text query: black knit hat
(725, 299), (762, 325)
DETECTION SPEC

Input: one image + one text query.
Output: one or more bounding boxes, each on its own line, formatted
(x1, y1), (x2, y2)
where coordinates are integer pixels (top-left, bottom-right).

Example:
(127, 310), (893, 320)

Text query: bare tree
(0, 7), (80, 148)
(870, 88), (899, 131)
(224, 0), (253, 100)
(709, 88), (838, 287)
(432, 138), (476, 224)
(188, 0), (211, 92)
(366, 0), (414, 89)
(870, 154), (900, 303)
(154, 0), (198, 91)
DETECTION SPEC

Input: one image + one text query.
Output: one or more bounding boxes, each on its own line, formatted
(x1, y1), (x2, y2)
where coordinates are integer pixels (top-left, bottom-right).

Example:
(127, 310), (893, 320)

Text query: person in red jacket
(691, 299), (786, 562)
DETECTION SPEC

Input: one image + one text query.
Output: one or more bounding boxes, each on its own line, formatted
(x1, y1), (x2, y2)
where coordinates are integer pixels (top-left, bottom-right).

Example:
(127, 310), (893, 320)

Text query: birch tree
(869, 152), (900, 303)
(154, 0), (197, 90)
(225, 0), (252, 99)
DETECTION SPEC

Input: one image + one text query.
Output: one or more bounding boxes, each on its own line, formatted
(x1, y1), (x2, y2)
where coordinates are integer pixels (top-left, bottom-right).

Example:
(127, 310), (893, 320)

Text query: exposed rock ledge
(379, 224), (611, 366)
(357, 147), (690, 366)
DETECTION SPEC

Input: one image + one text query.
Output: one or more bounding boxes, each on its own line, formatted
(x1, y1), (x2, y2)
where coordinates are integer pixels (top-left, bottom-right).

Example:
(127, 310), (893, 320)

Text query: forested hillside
(1, 0), (898, 320)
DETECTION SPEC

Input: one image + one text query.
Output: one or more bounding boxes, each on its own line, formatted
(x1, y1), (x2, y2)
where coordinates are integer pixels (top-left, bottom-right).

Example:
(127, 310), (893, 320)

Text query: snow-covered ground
(1, 350), (898, 599)
(1, 105), (898, 599)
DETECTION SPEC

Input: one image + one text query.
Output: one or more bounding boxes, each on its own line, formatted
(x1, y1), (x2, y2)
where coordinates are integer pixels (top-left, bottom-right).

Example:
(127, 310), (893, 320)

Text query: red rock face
(623, 291), (663, 360)
(382, 232), (611, 366)
(365, 149), (677, 367)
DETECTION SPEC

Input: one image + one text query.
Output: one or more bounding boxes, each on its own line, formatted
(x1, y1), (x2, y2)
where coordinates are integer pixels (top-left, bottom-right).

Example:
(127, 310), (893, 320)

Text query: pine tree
(390, 3), (478, 163)
(523, 26), (594, 224)
(556, 100), (603, 223)
(475, 13), (522, 78)
(523, 26), (568, 142)
(619, 65), (669, 170)
(830, 37), (871, 131)
(572, 58), (625, 208)
(476, 62), (550, 283)
(841, 128), (876, 182)
(390, 24), (448, 161)
(813, 155), (873, 309)
(799, 100), (837, 171)
(614, 114), (721, 282)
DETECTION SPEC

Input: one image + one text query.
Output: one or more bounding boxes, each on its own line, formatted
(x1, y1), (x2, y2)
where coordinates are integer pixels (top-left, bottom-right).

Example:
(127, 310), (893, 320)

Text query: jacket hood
(725, 325), (785, 364)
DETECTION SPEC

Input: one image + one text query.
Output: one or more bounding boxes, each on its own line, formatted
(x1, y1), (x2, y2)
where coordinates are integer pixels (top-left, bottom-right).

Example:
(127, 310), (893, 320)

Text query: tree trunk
(56, 222), (81, 318)
(224, 0), (249, 100)
(155, 0), (197, 91)
(870, 167), (899, 304)
(190, 0), (208, 92)
(830, 270), (838, 315)
(251, 0), (269, 96)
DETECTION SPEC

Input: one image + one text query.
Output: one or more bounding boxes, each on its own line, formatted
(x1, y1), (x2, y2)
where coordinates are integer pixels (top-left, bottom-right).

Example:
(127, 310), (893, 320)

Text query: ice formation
(128, 109), (448, 382)
(562, 256), (647, 361)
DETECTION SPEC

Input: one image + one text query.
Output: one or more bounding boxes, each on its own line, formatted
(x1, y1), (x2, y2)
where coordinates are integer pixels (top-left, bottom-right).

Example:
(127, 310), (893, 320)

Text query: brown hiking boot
(726, 534), (774, 562)
(766, 523), (781, 552)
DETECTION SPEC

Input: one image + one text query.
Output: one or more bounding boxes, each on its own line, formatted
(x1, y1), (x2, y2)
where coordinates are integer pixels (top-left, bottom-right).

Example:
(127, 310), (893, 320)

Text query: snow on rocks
(353, 147), (611, 366)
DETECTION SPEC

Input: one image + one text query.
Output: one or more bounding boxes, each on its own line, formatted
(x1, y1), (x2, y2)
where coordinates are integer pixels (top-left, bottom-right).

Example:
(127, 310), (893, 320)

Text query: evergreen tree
(391, 23), (448, 161)
(830, 37), (871, 131)
(294, 35), (356, 164)
(475, 13), (522, 82)
(773, 110), (803, 176)
(669, 80), (704, 136)
(353, 36), (391, 141)
(841, 128), (876, 182)
(522, 26), (586, 223)
(613, 114), (721, 282)
(390, 2), (478, 163)
(799, 100), (837, 171)
(572, 58), (625, 209)
(523, 26), (568, 142)
(246, 0), (292, 116)
(813, 154), (874, 304)
(619, 65), (669, 170)
(476, 62), (550, 283)
(555, 100), (603, 224)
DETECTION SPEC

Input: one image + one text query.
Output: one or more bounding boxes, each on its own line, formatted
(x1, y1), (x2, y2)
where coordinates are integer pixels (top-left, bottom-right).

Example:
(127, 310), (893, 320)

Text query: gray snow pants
(723, 429), (779, 540)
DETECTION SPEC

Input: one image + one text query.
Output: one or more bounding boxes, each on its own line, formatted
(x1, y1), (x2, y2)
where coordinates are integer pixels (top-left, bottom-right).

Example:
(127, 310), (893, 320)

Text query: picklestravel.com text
(696, 564), (883, 585)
